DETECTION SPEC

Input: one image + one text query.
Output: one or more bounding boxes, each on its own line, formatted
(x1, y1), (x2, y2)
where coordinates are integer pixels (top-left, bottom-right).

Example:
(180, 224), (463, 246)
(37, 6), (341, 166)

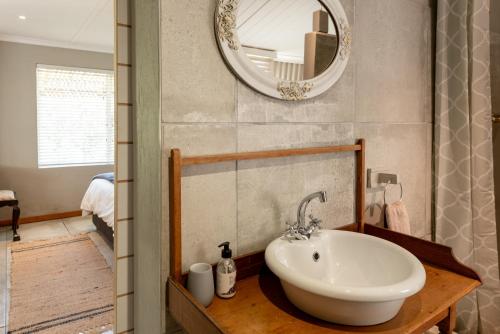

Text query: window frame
(36, 63), (115, 169)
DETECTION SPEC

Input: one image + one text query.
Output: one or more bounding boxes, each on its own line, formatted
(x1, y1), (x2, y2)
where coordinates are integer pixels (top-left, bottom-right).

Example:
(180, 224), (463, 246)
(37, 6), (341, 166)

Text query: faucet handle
(308, 214), (321, 223)
(283, 221), (300, 242)
(308, 214), (322, 231)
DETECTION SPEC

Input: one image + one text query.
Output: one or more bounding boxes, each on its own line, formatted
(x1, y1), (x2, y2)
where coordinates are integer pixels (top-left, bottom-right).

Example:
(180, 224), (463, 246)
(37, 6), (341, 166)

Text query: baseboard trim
(0, 210), (82, 227)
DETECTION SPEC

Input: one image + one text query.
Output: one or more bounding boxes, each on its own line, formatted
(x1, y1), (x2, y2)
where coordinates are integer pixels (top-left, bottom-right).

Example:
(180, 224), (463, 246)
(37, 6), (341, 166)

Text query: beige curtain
(435, 0), (500, 333)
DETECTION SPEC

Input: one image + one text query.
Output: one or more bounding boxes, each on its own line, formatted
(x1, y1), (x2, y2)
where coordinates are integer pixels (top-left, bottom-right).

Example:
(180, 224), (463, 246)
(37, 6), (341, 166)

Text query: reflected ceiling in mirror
(238, 0), (338, 81)
(215, 0), (351, 101)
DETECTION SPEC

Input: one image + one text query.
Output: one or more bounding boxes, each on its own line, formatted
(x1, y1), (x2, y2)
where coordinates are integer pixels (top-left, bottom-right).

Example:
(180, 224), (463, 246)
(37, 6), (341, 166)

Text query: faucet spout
(283, 191), (328, 241)
(296, 191), (327, 230)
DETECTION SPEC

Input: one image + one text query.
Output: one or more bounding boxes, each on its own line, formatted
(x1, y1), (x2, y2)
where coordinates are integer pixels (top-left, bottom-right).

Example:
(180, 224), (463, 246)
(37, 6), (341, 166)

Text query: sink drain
(312, 251), (320, 262)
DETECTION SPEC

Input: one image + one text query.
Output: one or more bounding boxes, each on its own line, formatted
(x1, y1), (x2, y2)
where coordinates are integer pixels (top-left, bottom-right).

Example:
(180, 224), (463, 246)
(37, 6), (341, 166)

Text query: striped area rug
(8, 235), (113, 334)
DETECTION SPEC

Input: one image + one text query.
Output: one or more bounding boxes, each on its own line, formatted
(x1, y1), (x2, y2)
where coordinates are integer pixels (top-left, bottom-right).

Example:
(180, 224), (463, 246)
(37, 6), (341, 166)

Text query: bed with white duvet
(81, 175), (114, 230)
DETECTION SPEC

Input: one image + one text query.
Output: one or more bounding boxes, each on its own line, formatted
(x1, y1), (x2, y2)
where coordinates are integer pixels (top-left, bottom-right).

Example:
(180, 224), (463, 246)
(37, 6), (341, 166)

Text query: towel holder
(383, 181), (403, 205)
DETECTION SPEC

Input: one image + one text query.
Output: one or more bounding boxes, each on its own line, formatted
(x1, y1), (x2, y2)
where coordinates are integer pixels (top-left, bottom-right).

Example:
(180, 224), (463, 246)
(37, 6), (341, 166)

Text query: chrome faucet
(297, 191), (327, 230)
(284, 191), (328, 240)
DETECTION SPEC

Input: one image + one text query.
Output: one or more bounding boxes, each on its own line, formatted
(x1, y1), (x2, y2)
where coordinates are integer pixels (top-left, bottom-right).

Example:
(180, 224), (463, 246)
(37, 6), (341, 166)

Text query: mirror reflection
(237, 0), (338, 81)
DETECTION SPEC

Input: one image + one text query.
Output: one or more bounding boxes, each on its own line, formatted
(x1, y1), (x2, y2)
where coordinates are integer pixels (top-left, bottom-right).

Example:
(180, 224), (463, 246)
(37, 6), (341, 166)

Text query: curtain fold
(434, 0), (500, 332)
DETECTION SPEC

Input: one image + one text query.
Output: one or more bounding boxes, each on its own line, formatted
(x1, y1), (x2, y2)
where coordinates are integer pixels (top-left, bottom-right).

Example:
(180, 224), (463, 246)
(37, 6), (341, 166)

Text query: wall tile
(117, 257), (134, 295)
(425, 123), (433, 236)
(163, 124), (237, 271)
(181, 164), (237, 271)
(117, 106), (133, 142)
(117, 219), (133, 258)
(117, 26), (131, 64)
(161, 0), (236, 123)
(423, 5), (433, 124)
(116, 294), (134, 333)
(117, 144), (133, 180)
(237, 61), (355, 123)
(237, 123), (355, 254)
(117, 182), (133, 220)
(237, 154), (355, 254)
(117, 66), (131, 104)
(162, 124), (237, 156)
(237, 123), (354, 152)
(355, 123), (428, 238)
(161, 123), (238, 275)
(354, 0), (431, 123)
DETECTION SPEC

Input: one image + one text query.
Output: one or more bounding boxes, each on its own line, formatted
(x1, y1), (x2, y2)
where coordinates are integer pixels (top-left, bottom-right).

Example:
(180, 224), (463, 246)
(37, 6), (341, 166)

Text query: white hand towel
(385, 200), (411, 235)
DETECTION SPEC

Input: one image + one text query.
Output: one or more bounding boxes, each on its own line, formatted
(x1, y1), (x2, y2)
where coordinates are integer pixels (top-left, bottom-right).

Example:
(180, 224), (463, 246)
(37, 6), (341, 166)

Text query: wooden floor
(206, 264), (479, 334)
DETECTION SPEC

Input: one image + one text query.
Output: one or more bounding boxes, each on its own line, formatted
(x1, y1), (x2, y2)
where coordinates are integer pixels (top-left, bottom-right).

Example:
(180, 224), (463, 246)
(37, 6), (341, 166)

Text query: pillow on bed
(92, 172), (114, 184)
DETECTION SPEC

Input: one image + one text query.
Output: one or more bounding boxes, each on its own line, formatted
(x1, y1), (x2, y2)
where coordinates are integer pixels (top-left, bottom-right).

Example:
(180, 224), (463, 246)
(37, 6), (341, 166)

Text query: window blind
(36, 64), (115, 168)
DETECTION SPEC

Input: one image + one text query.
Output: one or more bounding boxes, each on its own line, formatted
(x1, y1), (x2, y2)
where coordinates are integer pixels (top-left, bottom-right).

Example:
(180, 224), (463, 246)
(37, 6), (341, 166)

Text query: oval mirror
(215, 0), (351, 101)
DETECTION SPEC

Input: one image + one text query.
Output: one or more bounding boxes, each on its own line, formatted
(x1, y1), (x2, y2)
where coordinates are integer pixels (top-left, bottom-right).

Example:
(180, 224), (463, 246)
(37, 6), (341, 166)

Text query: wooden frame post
(170, 149), (182, 281)
(437, 304), (457, 334)
(356, 139), (366, 233)
(169, 142), (365, 281)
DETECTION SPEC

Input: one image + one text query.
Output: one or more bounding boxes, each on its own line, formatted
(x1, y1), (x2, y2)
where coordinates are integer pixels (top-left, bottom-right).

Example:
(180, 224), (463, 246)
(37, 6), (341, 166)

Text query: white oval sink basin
(265, 230), (426, 326)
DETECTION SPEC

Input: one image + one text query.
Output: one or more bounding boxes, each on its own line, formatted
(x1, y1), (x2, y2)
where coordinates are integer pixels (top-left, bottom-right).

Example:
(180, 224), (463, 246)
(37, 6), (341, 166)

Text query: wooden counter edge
(167, 278), (224, 334)
(364, 224), (482, 282)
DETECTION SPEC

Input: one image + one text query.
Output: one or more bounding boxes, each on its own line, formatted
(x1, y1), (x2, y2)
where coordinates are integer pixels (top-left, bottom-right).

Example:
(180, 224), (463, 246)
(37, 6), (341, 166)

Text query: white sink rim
(265, 230), (426, 303)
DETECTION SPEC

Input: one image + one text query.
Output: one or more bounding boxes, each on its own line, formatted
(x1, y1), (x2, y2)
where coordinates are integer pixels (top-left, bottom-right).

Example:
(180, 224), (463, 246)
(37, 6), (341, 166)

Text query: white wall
(0, 41), (113, 219)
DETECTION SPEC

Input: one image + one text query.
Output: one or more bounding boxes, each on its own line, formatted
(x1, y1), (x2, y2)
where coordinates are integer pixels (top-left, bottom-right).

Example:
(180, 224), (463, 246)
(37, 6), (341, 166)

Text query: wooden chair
(0, 190), (21, 241)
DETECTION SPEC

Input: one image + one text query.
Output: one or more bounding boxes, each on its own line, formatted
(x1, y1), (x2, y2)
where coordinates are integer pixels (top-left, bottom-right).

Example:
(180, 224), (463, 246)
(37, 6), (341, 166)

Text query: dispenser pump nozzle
(218, 241), (232, 258)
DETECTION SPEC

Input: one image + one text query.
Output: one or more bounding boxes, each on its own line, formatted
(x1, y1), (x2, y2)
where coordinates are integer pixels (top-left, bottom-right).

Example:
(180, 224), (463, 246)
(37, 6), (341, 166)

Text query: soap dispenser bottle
(216, 241), (236, 298)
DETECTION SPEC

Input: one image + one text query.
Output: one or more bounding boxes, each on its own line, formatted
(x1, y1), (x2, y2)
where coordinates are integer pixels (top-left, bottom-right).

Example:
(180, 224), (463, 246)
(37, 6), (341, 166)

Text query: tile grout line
(162, 121), (431, 126)
(61, 219), (71, 235)
(235, 79), (239, 256)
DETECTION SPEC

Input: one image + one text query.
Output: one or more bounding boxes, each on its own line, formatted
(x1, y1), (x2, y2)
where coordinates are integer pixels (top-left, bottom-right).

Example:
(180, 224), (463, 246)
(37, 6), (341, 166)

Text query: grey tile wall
(161, 1), (236, 123)
(354, 0), (433, 239)
(354, 0), (432, 124)
(160, 1), (434, 322)
(355, 123), (431, 237)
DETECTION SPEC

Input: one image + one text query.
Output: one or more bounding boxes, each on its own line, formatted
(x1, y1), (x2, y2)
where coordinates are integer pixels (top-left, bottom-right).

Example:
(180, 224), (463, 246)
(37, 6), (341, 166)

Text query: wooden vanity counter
(168, 239), (480, 334)
(167, 143), (481, 334)
(169, 223), (481, 334)
(205, 263), (479, 334)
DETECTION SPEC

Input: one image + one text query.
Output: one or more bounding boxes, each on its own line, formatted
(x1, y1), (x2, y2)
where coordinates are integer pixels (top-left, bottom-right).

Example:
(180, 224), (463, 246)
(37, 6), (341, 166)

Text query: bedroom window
(36, 64), (115, 168)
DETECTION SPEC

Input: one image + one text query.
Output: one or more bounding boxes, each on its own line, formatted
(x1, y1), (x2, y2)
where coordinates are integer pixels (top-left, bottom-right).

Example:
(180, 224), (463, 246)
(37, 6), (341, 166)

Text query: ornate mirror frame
(215, 0), (351, 101)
